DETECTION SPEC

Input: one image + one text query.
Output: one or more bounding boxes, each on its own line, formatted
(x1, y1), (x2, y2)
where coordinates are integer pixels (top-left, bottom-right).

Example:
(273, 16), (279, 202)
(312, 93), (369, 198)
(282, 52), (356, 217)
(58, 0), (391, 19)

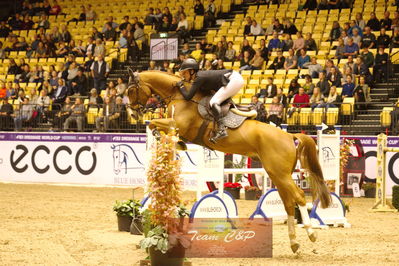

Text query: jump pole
(371, 133), (398, 212)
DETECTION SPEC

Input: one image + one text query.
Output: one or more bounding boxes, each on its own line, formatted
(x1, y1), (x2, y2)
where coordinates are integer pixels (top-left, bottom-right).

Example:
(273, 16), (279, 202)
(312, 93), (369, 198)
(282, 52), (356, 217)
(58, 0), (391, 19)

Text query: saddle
(198, 96), (257, 129)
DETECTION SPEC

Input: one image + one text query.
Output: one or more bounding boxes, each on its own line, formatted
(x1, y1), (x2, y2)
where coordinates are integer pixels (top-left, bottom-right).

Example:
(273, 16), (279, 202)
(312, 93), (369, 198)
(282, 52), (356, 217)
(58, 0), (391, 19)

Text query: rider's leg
(209, 71), (244, 143)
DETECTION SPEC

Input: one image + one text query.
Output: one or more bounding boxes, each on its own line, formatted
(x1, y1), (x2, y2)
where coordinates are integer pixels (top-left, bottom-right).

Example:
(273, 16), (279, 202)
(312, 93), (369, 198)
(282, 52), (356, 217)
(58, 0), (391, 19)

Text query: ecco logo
(10, 145), (97, 175)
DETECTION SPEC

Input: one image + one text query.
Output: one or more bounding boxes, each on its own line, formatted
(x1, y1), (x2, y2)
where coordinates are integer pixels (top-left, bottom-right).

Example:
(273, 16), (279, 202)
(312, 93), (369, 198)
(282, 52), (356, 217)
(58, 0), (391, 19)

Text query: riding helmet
(179, 58), (199, 71)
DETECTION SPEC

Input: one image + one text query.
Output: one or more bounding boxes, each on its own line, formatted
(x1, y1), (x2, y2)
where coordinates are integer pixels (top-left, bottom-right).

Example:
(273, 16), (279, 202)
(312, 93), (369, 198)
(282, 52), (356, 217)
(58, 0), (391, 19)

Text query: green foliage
(140, 226), (170, 254)
(113, 199), (141, 217)
(224, 156), (247, 182)
(362, 182), (376, 191)
(177, 205), (190, 218)
(392, 186), (399, 210)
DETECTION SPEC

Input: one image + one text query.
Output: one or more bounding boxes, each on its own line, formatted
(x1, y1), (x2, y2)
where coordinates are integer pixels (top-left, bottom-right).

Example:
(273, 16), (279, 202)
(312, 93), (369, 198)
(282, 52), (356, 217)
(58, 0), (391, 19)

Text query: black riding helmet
(179, 58), (199, 71)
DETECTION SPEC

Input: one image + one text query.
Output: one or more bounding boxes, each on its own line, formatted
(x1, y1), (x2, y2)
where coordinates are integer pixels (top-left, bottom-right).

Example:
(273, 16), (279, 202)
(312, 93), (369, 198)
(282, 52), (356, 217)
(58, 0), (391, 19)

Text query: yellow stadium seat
(341, 97), (354, 115)
(299, 108), (311, 125)
(380, 107), (394, 127)
(312, 108), (324, 125)
(286, 110), (298, 125)
(326, 108), (339, 126)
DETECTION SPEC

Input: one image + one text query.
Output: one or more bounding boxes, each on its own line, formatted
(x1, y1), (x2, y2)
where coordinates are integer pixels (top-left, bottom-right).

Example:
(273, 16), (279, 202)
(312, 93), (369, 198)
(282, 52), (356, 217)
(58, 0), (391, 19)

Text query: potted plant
(244, 186), (261, 200)
(224, 182), (242, 199)
(362, 182), (376, 198)
(113, 199), (142, 233)
(140, 129), (189, 266)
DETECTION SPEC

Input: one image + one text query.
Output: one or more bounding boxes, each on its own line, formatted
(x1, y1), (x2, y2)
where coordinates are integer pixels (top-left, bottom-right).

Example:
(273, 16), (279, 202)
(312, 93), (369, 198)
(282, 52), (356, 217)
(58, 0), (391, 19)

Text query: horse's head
(127, 68), (152, 109)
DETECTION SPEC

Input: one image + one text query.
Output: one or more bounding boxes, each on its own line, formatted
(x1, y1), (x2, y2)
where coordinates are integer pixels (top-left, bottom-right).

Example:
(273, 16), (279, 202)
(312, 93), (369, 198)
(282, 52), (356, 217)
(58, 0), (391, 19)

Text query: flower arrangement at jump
(339, 138), (355, 194)
(140, 129), (190, 265)
(224, 182), (242, 199)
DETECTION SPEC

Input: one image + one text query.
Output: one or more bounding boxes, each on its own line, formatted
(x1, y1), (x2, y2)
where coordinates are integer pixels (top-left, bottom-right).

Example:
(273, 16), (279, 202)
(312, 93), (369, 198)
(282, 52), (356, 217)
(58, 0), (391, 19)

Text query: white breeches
(209, 71), (245, 106)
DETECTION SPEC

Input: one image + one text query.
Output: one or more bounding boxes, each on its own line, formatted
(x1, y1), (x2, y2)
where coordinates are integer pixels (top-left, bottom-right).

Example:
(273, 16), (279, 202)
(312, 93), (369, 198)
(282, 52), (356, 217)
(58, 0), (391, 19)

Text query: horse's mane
(143, 70), (181, 80)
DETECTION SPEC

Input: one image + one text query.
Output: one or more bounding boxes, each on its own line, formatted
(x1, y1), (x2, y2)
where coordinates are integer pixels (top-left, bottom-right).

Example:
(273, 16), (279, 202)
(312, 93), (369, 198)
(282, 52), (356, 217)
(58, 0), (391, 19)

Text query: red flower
(224, 182), (242, 189)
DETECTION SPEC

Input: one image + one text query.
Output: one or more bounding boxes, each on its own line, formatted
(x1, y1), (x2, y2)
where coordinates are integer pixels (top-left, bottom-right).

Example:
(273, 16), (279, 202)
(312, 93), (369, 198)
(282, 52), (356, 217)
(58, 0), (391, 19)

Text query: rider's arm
(178, 79), (201, 100)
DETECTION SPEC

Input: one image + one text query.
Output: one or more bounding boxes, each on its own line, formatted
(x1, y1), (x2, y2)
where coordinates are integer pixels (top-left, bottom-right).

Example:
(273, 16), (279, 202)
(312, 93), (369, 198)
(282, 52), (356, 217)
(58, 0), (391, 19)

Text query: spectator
(329, 21), (342, 42)
(376, 28), (391, 48)
(144, 8), (155, 25)
(190, 43), (203, 61)
(276, 87), (287, 107)
(162, 7), (173, 23)
(53, 96), (71, 130)
(147, 60), (159, 71)
(0, 81), (6, 99)
(194, 0), (205, 15)
(298, 49), (310, 69)
(225, 41), (236, 61)
(317, 71), (331, 97)
(68, 5), (86, 23)
(310, 87), (323, 109)
(6, 82), (17, 99)
(158, 16), (171, 32)
(380, 11), (392, 30)
(304, 33), (317, 51)
(302, 74), (315, 94)
(244, 17), (252, 36)
(272, 18), (283, 34)
(71, 67), (88, 95)
(204, 0), (216, 28)
(250, 95), (266, 122)
(351, 28), (362, 46)
(284, 48), (297, 71)
(392, 11), (399, 29)
(0, 97), (13, 130)
(86, 4), (97, 21)
(328, 0), (340, 9)
(374, 46), (389, 83)
(281, 33), (293, 51)
(92, 27), (103, 41)
(342, 66), (356, 86)
(95, 96), (115, 132)
(343, 55), (355, 73)
(240, 39), (255, 59)
(91, 55), (109, 93)
(239, 51), (251, 69)
(8, 13), (23, 30)
(104, 22), (116, 41)
(214, 41), (226, 60)
(59, 25), (71, 43)
(21, 15), (34, 30)
(49, 0), (61, 15)
(258, 39), (268, 61)
(55, 42), (69, 57)
(390, 99), (399, 134)
(88, 88), (103, 109)
(361, 26), (376, 49)
(102, 16), (118, 32)
(355, 13), (366, 30)
(52, 78), (68, 107)
(93, 39), (105, 57)
(268, 50), (285, 71)
(283, 19), (298, 35)
(64, 98), (85, 132)
(245, 49), (263, 70)
(325, 59), (339, 76)
(119, 16), (131, 31)
(292, 87), (310, 110)
(342, 75), (355, 98)
(360, 47), (374, 68)
(391, 27), (399, 48)
(353, 57), (372, 84)
(0, 21), (11, 38)
(334, 38), (345, 59)
(249, 20), (264, 36)
(303, 57), (322, 78)
(36, 89), (51, 119)
(13, 97), (33, 131)
(367, 12), (381, 31)
(288, 79), (301, 99)
(267, 96), (284, 126)
(37, 14), (50, 29)
(268, 32), (282, 51)
(302, 0), (318, 11)
(348, 20), (363, 38)
(354, 75), (371, 109)
(344, 37), (359, 58)
(292, 31), (305, 55)
(177, 14), (189, 42)
(258, 77), (277, 99)
(327, 67), (342, 87)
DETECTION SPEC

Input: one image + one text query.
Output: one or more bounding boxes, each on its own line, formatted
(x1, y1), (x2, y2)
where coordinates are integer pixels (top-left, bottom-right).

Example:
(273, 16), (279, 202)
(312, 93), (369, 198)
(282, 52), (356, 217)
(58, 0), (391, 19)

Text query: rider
(177, 58), (245, 143)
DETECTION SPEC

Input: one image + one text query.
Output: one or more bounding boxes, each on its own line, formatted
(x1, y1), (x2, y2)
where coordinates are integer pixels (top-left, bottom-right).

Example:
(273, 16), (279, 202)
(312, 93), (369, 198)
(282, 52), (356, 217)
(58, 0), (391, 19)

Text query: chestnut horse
(128, 70), (331, 253)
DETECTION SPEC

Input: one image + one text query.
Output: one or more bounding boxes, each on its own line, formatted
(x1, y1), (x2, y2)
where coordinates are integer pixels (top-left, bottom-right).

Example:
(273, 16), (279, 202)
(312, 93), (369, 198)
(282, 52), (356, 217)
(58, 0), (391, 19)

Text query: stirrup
(209, 128), (228, 144)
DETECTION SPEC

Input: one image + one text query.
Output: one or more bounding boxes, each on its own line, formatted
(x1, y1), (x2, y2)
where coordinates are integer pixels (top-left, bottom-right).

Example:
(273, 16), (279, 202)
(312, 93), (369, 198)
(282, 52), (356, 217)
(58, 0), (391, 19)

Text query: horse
(127, 70), (331, 253)
(111, 144), (145, 174)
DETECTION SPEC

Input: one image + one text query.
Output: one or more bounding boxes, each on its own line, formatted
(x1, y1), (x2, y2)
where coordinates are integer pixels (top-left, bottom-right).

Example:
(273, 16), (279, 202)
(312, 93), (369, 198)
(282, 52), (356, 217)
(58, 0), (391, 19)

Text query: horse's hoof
(176, 141), (187, 151)
(309, 231), (318, 242)
(291, 242), (300, 253)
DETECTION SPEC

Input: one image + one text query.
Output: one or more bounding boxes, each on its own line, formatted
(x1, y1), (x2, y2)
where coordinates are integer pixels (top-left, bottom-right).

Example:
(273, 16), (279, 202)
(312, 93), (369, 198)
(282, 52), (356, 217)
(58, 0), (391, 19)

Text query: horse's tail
(294, 133), (331, 208)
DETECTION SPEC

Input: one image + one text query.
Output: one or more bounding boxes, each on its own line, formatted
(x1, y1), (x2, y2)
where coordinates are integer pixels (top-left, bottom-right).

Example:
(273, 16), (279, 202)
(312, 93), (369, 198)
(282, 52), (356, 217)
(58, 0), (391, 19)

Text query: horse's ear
(111, 144), (115, 149)
(127, 67), (135, 78)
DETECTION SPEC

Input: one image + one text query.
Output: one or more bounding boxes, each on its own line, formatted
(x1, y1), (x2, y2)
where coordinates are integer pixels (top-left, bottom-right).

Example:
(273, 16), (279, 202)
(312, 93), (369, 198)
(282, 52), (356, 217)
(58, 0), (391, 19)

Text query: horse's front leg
(148, 118), (187, 150)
